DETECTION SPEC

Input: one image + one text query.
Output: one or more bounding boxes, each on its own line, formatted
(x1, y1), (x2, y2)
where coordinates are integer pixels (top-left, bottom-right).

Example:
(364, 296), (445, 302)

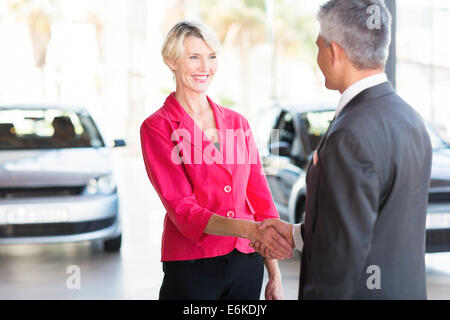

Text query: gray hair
(317, 0), (392, 70)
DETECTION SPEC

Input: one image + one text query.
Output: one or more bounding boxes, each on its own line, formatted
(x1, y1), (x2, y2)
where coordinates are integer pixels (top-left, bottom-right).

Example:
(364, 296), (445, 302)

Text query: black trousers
(159, 249), (264, 300)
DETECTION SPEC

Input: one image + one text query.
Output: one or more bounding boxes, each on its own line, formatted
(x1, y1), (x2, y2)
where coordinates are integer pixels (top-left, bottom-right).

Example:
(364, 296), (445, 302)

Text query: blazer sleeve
(140, 120), (214, 244)
(244, 119), (279, 221)
(305, 129), (379, 299)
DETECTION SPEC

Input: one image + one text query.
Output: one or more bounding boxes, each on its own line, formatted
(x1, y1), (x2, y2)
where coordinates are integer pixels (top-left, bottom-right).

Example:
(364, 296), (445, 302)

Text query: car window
(0, 108), (105, 150)
(275, 111), (296, 144)
(250, 107), (279, 150)
(301, 110), (335, 151)
(264, 110), (298, 157)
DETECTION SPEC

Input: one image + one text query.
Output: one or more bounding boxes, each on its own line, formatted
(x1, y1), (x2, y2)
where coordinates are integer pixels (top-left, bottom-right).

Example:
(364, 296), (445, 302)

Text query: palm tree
(198, 0), (267, 114)
(159, 0), (319, 113)
(199, 0), (318, 112)
(28, 8), (51, 96)
(6, 0), (60, 97)
(273, 0), (318, 67)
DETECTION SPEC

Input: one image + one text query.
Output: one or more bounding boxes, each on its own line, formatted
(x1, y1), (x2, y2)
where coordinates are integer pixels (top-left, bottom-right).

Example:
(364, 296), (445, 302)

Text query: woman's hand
(265, 276), (284, 300)
(264, 259), (284, 300)
(250, 219), (295, 260)
(203, 215), (293, 259)
(247, 223), (293, 260)
(251, 242), (279, 260)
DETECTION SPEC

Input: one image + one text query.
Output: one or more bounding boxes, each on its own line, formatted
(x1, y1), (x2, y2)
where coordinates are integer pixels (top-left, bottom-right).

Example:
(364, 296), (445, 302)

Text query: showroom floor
(0, 154), (449, 300)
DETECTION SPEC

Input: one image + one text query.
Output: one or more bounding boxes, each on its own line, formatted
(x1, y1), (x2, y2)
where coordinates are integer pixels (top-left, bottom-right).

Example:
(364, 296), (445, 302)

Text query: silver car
(0, 104), (124, 251)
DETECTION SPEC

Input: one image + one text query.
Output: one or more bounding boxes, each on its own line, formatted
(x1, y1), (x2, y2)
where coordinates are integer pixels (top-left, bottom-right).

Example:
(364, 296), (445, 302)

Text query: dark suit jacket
(299, 82), (432, 299)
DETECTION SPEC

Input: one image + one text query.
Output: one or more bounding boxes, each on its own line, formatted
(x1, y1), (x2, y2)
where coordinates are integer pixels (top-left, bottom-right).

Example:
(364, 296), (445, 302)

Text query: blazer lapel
(313, 81), (395, 157)
(206, 96), (233, 173)
(316, 116), (335, 153)
(305, 115), (335, 176)
(163, 92), (231, 175)
(306, 82), (395, 192)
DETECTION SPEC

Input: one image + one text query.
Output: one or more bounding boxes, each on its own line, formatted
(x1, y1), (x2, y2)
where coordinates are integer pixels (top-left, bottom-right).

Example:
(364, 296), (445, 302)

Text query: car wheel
(103, 234), (122, 252)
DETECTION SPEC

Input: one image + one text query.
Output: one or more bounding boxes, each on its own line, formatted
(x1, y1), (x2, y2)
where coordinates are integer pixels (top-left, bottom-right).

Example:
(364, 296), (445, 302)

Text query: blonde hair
(161, 21), (221, 68)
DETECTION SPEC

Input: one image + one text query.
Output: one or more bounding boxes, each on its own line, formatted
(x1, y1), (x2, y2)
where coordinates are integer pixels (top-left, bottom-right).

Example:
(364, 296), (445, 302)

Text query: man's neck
(338, 68), (385, 94)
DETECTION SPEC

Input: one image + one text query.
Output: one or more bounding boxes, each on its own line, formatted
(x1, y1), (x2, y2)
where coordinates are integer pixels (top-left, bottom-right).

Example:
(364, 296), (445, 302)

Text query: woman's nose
(199, 57), (209, 71)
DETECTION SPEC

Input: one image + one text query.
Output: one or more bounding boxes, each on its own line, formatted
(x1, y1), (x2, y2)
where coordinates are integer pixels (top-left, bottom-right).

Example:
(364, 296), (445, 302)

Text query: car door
(248, 107), (284, 207)
(264, 110), (303, 219)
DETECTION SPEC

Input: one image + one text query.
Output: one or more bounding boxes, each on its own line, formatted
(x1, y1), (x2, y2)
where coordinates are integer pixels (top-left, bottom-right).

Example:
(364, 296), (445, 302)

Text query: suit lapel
(311, 81), (395, 159)
(306, 81), (395, 189)
(316, 116), (335, 153)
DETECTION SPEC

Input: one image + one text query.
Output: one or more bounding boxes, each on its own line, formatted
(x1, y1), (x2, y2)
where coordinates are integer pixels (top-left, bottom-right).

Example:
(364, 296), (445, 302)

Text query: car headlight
(86, 174), (117, 195)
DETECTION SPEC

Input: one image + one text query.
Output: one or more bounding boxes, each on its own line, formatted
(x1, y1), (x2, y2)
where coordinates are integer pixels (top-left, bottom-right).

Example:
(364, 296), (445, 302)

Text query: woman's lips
(192, 75), (209, 82)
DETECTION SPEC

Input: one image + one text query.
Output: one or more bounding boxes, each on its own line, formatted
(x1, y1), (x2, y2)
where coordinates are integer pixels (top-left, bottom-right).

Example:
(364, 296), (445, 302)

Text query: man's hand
(251, 219), (294, 260)
(247, 222), (293, 260)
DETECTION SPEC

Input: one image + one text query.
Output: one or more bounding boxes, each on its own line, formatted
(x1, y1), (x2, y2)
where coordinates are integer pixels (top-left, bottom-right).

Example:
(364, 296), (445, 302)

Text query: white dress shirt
(292, 73), (388, 251)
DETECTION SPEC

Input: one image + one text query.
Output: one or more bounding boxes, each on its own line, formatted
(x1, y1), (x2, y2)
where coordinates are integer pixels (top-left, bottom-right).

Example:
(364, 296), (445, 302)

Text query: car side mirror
(113, 139), (126, 148)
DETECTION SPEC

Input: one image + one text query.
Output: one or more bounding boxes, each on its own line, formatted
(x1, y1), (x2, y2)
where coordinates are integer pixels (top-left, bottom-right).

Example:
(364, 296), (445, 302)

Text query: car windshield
(0, 108), (105, 150)
(301, 110), (335, 151)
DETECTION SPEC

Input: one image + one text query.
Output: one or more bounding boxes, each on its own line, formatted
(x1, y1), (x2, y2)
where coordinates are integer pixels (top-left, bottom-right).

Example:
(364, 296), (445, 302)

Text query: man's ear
(329, 41), (346, 67)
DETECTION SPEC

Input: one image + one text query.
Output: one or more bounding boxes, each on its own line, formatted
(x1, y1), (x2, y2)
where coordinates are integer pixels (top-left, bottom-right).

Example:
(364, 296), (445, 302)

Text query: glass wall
(397, 0), (450, 141)
(1, 0), (449, 147)
(0, 0), (337, 153)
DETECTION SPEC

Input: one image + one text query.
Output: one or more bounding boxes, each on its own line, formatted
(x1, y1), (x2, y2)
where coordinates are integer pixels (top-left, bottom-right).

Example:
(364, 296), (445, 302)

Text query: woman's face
(170, 36), (218, 95)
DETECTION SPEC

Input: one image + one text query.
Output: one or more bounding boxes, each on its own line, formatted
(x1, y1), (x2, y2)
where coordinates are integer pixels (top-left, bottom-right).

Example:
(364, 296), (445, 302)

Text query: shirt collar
(335, 73), (388, 118)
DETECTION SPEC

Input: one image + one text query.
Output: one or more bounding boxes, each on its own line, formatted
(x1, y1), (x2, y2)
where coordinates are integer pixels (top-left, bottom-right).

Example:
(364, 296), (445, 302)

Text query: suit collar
(338, 81), (395, 119)
(336, 73), (388, 117)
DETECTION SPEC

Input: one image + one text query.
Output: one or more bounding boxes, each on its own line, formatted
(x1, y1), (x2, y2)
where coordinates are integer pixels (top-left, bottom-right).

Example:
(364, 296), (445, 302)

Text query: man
(253, 0), (432, 299)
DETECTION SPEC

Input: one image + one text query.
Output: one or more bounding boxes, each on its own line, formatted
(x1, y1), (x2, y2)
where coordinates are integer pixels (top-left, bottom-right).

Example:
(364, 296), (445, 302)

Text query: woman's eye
(190, 56), (198, 59)
(209, 55), (216, 59)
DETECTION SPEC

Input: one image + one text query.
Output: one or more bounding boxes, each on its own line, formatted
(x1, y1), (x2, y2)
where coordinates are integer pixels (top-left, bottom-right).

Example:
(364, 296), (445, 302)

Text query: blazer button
(227, 211), (235, 218)
(224, 185), (232, 193)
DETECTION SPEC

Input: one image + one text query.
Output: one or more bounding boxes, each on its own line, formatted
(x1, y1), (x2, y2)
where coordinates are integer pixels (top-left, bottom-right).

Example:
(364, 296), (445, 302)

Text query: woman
(140, 21), (292, 300)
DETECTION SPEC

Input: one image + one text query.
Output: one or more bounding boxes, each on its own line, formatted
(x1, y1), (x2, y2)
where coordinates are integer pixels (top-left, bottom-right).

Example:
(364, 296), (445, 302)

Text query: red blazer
(140, 93), (279, 261)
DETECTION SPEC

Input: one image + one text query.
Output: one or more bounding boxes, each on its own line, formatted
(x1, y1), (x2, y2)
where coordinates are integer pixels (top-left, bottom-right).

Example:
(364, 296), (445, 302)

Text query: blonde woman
(140, 21), (293, 300)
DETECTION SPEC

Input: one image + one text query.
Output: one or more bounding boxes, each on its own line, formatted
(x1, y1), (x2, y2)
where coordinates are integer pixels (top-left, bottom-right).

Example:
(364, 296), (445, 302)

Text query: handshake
(248, 219), (295, 260)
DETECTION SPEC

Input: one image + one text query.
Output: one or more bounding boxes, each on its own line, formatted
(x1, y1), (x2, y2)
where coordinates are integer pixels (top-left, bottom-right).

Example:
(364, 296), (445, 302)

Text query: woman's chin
(182, 84), (211, 95)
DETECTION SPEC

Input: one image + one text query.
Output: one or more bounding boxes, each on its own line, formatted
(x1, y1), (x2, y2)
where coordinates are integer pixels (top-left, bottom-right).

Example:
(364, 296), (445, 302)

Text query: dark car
(251, 103), (450, 253)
